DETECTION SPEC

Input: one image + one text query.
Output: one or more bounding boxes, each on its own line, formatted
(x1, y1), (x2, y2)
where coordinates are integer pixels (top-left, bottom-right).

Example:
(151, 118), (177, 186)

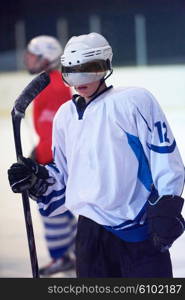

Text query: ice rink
(0, 65), (185, 278)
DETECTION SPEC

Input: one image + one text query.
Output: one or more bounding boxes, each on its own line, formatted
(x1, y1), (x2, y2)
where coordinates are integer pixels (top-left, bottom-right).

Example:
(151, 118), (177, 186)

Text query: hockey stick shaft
(11, 72), (50, 278)
(12, 115), (39, 277)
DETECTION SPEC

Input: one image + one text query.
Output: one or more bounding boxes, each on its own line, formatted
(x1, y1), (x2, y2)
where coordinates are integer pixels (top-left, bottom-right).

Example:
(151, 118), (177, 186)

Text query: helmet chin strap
(88, 69), (113, 98)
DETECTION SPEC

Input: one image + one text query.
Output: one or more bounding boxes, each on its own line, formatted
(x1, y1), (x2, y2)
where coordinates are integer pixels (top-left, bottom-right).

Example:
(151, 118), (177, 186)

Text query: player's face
(75, 80), (104, 102)
(24, 51), (47, 74)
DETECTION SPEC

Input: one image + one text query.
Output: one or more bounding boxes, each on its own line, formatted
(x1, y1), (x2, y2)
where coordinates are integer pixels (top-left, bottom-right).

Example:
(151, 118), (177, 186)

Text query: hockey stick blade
(12, 72), (50, 115)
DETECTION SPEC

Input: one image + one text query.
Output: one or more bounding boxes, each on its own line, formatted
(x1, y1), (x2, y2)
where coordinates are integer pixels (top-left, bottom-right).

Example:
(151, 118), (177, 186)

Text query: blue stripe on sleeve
(147, 139), (176, 153)
(47, 163), (60, 173)
(37, 187), (66, 204)
(39, 196), (65, 217)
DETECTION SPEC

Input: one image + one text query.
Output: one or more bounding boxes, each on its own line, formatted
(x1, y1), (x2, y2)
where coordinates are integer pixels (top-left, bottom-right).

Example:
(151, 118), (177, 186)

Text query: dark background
(1, 0), (185, 70)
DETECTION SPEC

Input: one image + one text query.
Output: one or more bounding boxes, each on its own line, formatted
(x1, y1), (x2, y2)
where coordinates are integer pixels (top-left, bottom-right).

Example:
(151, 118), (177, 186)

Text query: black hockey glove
(146, 195), (185, 252)
(8, 156), (50, 195)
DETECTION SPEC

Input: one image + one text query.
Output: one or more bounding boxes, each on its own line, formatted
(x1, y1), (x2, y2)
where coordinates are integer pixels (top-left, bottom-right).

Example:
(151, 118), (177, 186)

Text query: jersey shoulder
(112, 86), (157, 103)
(109, 86), (160, 114)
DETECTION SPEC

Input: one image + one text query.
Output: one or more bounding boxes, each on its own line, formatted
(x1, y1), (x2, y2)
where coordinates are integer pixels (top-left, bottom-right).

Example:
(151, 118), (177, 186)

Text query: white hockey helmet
(27, 35), (63, 70)
(61, 32), (113, 86)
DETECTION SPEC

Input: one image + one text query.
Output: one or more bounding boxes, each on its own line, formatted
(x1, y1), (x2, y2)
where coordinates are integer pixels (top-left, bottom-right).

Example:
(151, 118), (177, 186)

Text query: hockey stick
(11, 72), (50, 278)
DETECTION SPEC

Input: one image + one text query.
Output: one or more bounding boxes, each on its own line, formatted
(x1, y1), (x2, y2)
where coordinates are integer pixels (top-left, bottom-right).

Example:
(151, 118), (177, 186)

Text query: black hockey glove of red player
(7, 156), (53, 197)
(146, 195), (185, 252)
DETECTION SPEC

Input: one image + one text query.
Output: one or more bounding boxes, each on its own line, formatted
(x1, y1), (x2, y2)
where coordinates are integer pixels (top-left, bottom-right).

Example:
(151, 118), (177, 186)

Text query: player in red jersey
(24, 35), (77, 276)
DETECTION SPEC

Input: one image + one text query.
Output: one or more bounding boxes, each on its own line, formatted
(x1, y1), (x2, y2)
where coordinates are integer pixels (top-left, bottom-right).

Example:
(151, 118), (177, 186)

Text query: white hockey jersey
(36, 86), (185, 242)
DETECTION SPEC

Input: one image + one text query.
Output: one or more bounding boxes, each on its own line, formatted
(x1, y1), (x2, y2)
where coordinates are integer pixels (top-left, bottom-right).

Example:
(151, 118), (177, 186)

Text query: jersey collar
(72, 85), (113, 120)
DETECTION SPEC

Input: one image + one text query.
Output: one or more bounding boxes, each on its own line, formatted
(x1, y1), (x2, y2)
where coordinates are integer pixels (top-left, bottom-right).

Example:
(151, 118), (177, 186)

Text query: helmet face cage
(62, 71), (108, 87)
(61, 58), (112, 86)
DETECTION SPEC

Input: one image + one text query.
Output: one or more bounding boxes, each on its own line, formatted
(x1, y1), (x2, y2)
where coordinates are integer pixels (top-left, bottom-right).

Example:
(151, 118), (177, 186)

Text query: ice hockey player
(8, 32), (185, 277)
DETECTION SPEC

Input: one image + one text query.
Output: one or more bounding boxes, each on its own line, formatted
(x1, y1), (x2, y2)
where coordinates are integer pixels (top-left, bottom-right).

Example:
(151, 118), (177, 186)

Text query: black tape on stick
(13, 72), (50, 114)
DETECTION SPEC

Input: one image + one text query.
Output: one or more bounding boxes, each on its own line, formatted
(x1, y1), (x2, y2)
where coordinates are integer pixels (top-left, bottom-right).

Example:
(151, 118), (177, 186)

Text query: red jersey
(33, 70), (72, 164)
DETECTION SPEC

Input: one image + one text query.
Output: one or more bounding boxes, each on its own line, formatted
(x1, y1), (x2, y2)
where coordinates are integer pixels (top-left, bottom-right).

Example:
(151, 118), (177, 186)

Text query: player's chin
(75, 85), (89, 96)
